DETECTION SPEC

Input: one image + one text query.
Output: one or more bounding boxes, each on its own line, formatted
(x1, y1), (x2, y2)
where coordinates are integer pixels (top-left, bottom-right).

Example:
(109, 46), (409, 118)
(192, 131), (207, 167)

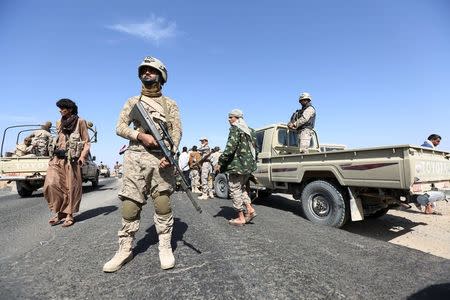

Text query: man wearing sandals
(216, 109), (257, 226)
(103, 56), (182, 272)
(44, 99), (91, 228)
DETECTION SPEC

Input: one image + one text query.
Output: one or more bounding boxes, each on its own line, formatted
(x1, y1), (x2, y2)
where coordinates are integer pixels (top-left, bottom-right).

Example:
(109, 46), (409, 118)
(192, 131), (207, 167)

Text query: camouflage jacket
(218, 125), (257, 175)
(116, 95), (182, 152)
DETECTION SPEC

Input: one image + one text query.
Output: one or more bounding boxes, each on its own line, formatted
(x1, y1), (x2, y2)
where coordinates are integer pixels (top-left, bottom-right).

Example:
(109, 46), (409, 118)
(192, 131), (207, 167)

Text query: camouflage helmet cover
(299, 92), (312, 101)
(138, 56), (168, 84)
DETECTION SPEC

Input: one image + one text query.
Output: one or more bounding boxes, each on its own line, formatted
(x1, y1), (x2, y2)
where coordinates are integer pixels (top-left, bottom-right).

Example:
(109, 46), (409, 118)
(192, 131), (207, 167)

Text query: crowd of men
(176, 138), (222, 199)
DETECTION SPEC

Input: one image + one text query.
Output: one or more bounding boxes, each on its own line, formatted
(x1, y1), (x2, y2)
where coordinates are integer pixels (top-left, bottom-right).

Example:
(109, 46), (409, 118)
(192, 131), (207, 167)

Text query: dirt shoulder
(346, 201), (450, 259)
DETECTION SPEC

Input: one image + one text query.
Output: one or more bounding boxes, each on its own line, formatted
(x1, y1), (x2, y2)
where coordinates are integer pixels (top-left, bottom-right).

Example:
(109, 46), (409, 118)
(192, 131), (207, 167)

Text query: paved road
(0, 178), (449, 299)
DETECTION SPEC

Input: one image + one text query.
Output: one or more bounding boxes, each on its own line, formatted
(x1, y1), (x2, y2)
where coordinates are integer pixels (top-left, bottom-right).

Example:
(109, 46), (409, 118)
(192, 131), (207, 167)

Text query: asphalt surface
(1, 178), (450, 299)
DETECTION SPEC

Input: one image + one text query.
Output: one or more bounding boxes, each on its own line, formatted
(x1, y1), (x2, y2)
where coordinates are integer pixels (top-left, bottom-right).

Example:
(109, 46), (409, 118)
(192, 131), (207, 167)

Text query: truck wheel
(91, 172), (99, 188)
(301, 180), (349, 228)
(214, 173), (229, 199)
(16, 181), (33, 198)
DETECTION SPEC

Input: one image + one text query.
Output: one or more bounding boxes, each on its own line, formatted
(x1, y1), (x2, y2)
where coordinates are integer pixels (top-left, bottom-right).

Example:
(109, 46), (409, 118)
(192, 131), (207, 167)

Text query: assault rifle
(130, 101), (202, 213)
(190, 149), (214, 170)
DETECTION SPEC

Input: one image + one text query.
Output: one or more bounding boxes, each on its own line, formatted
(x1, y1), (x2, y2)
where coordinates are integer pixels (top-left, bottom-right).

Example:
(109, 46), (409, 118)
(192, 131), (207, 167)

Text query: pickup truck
(214, 124), (450, 228)
(0, 124), (99, 197)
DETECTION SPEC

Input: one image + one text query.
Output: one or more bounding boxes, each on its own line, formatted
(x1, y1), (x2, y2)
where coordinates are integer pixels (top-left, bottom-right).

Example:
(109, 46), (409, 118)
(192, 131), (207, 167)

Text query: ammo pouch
(67, 132), (84, 159)
(54, 149), (67, 159)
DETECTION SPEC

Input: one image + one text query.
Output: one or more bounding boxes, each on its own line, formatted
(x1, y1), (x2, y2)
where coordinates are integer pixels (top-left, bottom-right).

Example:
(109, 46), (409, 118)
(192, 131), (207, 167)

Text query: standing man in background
(198, 137), (214, 200)
(178, 146), (190, 187)
(288, 92), (316, 153)
(217, 109), (257, 226)
(189, 145), (202, 194)
(44, 99), (91, 228)
(103, 56), (181, 272)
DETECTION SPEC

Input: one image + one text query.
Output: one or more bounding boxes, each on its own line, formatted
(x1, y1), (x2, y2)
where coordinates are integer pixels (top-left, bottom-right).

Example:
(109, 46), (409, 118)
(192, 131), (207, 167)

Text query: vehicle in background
(214, 123), (450, 228)
(99, 165), (111, 177)
(0, 123), (99, 197)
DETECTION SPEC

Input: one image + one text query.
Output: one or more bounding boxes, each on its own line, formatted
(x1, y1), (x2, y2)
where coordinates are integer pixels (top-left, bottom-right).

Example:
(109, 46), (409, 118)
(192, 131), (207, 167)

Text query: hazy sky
(1, 0), (449, 167)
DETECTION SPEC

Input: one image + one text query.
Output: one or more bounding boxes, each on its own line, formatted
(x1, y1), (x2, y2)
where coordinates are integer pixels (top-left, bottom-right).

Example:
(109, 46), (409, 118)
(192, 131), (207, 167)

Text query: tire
(91, 172), (99, 188)
(301, 180), (349, 228)
(16, 181), (33, 198)
(214, 173), (229, 199)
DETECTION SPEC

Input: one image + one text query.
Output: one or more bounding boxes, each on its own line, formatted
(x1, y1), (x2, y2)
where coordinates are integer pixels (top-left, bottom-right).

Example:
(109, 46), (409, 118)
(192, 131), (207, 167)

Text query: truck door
(255, 129), (272, 188)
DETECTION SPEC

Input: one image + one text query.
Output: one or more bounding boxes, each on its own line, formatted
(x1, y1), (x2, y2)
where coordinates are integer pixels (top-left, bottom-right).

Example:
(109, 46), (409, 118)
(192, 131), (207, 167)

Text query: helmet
(299, 92), (312, 101)
(138, 56), (168, 84)
(199, 137), (208, 141)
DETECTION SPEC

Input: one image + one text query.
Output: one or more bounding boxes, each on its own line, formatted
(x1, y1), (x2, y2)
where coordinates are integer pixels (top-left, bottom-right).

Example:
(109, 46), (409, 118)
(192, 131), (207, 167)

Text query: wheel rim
(218, 179), (226, 193)
(310, 194), (331, 217)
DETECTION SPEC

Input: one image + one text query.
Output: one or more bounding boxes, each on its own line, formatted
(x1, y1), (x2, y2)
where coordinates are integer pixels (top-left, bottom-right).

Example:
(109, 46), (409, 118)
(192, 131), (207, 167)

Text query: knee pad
(154, 193), (172, 215)
(122, 199), (142, 221)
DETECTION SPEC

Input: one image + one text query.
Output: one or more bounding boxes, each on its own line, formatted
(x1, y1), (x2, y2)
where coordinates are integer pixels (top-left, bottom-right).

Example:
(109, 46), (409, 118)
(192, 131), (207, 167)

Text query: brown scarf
(60, 114), (79, 135)
(141, 82), (162, 97)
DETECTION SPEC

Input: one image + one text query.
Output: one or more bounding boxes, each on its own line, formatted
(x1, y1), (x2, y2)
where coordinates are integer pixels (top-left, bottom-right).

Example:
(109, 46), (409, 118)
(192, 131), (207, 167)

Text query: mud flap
(347, 187), (364, 221)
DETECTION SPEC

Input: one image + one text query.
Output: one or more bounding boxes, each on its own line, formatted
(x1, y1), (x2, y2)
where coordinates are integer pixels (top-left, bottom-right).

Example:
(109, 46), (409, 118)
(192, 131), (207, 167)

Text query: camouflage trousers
(118, 149), (174, 234)
(298, 128), (313, 153)
(201, 162), (212, 194)
(228, 173), (251, 211)
(190, 169), (200, 191)
(119, 149), (174, 203)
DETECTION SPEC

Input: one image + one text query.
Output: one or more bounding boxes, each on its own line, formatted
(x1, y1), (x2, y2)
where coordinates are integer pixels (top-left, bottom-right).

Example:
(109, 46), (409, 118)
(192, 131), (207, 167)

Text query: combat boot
(158, 233), (175, 270)
(103, 236), (133, 273)
(208, 191), (214, 199)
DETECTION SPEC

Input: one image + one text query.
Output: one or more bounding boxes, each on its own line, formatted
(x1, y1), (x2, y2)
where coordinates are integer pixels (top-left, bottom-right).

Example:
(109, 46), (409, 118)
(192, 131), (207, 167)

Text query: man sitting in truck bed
(14, 137), (34, 157)
(27, 122), (53, 156)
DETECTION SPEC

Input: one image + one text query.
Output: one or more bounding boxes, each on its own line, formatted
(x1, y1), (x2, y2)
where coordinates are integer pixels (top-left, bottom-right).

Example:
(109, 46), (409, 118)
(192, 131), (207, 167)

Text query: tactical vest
(66, 119), (85, 159)
(294, 103), (316, 130)
(53, 119), (85, 160)
(131, 95), (172, 150)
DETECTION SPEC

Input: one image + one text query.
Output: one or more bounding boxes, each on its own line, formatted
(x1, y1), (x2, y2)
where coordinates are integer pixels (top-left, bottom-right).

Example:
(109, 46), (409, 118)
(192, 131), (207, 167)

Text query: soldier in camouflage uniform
(288, 92), (316, 153)
(188, 145), (201, 194)
(198, 137), (214, 199)
(217, 109), (257, 226)
(103, 56), (182, 273)
(27, 121), (52, 156)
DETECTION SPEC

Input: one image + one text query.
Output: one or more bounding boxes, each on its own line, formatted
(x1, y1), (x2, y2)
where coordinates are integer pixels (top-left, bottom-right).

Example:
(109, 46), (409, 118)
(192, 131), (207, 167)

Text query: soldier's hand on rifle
(159, 157), (171, 169)
(137, 133), (158, 148)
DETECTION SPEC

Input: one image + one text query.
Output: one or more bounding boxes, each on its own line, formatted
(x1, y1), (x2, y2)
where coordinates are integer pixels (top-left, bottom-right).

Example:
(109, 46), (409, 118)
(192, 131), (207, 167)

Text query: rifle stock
(130, 101), (202, 213)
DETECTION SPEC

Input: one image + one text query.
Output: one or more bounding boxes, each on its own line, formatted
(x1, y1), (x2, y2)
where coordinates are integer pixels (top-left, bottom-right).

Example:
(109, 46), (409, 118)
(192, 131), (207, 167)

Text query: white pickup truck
(214, 124), (450, 227)
(0, 124), (99, 197)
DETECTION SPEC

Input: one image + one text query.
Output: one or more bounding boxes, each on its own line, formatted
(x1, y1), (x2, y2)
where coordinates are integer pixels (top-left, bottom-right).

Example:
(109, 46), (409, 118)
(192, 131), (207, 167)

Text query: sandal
(229, 218), (245, 226)
(48, 215), (61, 226)
(244, 211), (257, 223)
(48, 212), (66, 226)
(62, 218), (75, 227)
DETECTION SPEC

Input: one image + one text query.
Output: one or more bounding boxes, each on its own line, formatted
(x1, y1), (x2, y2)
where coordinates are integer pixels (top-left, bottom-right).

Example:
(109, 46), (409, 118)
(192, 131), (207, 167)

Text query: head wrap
(228, 109), (256, 159)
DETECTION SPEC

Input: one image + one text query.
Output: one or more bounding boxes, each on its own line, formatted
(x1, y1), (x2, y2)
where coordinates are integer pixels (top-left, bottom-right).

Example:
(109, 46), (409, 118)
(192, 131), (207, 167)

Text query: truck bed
(265, 144), (450, 191)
